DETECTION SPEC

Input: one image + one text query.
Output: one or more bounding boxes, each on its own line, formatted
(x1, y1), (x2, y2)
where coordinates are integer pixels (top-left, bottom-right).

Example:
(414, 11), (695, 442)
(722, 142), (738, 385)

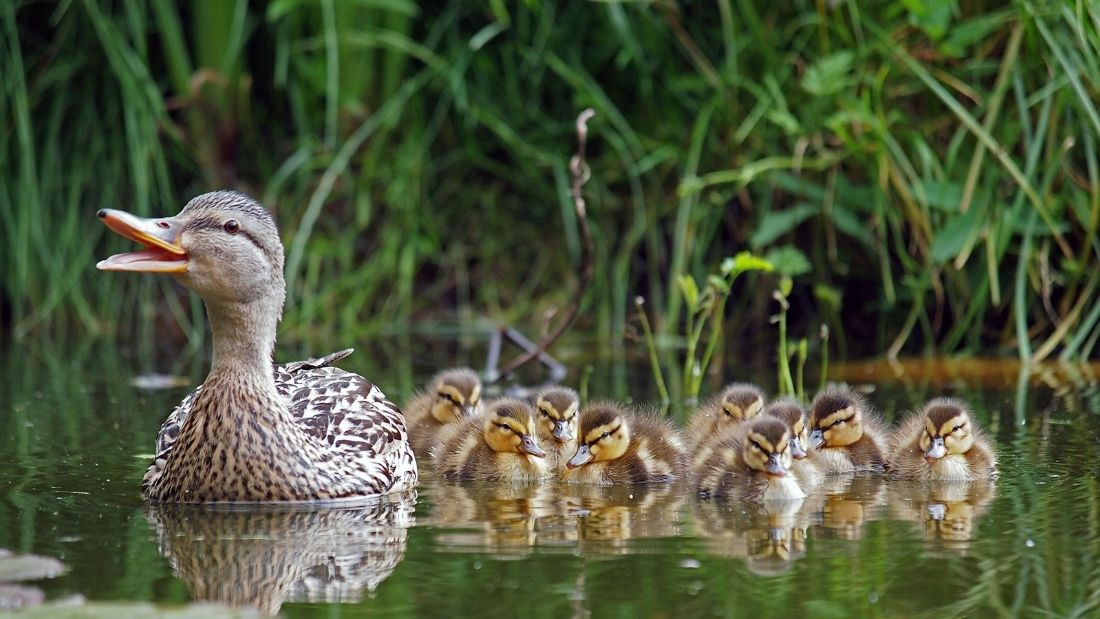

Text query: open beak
(924, 437), (947, 463)
(96, 209), (187, 273)
(552, 420), (573, 443)
(809, 429), (825, 450)
(765, 454), (787, 476)
(566, 444), (592, 469)
(790, 437), (807, 459)
(520, 435), (545, 458)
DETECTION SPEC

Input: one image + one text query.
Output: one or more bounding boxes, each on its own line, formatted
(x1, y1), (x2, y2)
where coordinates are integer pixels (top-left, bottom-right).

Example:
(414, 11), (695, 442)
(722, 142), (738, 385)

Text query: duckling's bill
(567, 444), (592, 469)
(96, 208), (188, 273)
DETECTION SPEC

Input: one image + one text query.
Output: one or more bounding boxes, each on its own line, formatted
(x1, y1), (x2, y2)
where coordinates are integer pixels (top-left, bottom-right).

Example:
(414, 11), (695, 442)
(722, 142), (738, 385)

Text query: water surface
(1, 341), (1097, 617)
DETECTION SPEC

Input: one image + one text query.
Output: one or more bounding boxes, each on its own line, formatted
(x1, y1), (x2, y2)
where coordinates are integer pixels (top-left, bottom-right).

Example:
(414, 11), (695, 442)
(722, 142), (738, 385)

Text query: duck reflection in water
(812, 475), (888, 541)
(427, 481), (563, 557)
(887, 480), (996, 554)
(564, 484), (686, 552)
(692, 498), (809, 575)
(145, 497), (414, 615)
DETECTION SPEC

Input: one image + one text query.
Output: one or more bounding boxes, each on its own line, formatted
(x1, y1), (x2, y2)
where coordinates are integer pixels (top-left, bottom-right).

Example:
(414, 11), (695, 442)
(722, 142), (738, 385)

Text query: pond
(1, 338), (1097, 617)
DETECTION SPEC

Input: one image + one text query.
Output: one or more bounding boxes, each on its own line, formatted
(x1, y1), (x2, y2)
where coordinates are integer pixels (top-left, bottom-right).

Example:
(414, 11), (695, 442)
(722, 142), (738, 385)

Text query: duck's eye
(831, 419), (845, 428)
(541, 411), (550, 418)
(223, 219), (240, 234)
(952, 424), (964, 433)
(601, 431), (610, 440)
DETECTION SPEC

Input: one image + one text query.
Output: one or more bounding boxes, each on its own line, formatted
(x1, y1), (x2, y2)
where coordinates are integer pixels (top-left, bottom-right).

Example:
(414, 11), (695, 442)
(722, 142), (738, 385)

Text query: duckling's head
(919, 398), (975, 462)
(482, 399), (545, 458)
(429, 368), (482, 423)
(765, 398), (810, 460)
(97, 191), (285, 308)
(809, 387), (866, 449)
(717, 383), (766, 423)
(739, 418), (793, 477)
(534, 386), (579, 444)
(566, 404), (632, 469)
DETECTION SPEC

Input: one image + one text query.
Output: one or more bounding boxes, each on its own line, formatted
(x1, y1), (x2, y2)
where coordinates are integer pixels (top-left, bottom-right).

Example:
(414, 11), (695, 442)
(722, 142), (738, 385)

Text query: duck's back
(144, 349), (417, 499)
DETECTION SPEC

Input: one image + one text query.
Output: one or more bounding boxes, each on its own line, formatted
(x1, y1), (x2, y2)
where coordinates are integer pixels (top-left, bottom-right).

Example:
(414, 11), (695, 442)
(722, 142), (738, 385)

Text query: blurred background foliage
(2, 0), (1099, 365)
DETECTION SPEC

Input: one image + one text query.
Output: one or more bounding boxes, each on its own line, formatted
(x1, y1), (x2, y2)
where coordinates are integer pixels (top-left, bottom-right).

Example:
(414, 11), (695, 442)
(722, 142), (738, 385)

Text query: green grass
(3, 1), (1100, 369)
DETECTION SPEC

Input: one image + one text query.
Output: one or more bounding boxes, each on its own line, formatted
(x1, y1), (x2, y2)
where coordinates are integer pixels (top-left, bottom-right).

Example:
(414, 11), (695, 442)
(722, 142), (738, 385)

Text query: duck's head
(534, 386), (579, 444)
(716, 383), (766, 424)
(918, 398), (974, 462)
(482, 399), (544, 458)
(765, 398), (810, 460)
(566, 404), (631, 469)
(739, 417), (793, 477)
(97, 191), (285, 308)
(809, 387), (866, 449)
(430, 368), (482, 423)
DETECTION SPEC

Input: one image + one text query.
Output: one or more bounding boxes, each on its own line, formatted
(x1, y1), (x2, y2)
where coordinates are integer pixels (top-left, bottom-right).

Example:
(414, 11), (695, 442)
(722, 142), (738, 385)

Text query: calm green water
(1, 340), (1098, 618)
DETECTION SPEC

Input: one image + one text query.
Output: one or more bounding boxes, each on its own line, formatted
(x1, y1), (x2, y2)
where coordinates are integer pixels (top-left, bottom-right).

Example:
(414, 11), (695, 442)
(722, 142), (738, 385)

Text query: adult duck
(97, 190), (417, 502)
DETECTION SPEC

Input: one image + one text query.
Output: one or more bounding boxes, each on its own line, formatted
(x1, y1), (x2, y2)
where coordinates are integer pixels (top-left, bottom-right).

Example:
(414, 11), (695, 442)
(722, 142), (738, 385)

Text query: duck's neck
(203, 294), (281, 394)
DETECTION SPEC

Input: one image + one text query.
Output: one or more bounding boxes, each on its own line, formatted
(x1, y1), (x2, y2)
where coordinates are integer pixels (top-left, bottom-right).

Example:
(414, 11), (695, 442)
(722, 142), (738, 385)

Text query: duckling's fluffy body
(435, 399), (550, 482)
(764, 398), (822, 489)
(694, 417), (806, 501)
(685, 384), (767, 461)
(533, 386), (580, 472)
(402, 368), (482, 457)
(889, 398), (998, 481)
(809, 387), (889, 474)
(561, 403), (687, 485)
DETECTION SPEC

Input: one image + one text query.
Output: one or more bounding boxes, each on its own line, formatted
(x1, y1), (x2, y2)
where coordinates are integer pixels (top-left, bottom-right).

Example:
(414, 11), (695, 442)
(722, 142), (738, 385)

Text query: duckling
(562, 403), (686, 485)
(685, 383), (766, 453)
(695, 417), (806, 501)
(435, 399), (550, 482)
(888, 398), (998, 480)
(533, 386), (580, 471)
(808, 386), (888, 473)
(402, 368), (482, 457)
(764, 398), (822, 488)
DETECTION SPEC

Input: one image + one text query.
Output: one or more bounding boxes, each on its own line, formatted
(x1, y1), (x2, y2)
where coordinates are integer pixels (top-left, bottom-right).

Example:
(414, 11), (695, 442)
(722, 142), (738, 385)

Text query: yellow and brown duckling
(403, 368), (482, 457)
(888, 398), (998, 480)
(96, 191), (417, 502)
(695, 417), (806, 501)
(764, 398), (822, 488)
(562, 403), (687, 485)
(685, 383), (767, 453)
(533, 386), (580, 471)
(435, 399), (550, 482)
(808, 386), (889, 474)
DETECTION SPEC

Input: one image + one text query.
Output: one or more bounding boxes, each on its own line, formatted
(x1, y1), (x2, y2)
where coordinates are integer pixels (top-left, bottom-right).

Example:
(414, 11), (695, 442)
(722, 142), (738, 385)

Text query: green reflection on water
(1, 341), (1099, 617)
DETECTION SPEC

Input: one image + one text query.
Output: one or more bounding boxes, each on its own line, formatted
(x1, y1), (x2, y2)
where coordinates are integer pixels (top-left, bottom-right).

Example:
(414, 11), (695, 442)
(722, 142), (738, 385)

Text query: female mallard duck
(96, 191), (417, 502)
(685, 383), (766, 453)
(562, 403), (686, 485)
(888, 398), (998, 480)
(694, 417), (805, 501)
(764, 398), (822, 488)
(808, 386), (888, 474)
(402, 368), (482, 457)
(533, 386), (580, 471)
(435, 399), (550, 482)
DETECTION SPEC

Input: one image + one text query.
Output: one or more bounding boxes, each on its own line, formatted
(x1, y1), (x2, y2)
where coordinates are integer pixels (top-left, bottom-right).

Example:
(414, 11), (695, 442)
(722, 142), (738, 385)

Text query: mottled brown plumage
(402, 368), (482, 457)
(694, 417), (806, 501)
(533, 386), (580, 472)
(561, 403), (687, 485)
(889, 398), (998, 480)
(808, 386), (888, 474)
(435, 399), (550, 482)
(98, 191), (417, 502)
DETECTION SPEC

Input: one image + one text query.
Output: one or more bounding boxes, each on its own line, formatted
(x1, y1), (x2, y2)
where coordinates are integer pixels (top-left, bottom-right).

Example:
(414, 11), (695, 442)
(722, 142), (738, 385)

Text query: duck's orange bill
(95, 208), (188, 273)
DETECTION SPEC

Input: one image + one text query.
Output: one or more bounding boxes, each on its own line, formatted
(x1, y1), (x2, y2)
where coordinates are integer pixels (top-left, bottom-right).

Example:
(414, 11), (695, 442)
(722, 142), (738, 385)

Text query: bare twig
(492, 109), (597, 382)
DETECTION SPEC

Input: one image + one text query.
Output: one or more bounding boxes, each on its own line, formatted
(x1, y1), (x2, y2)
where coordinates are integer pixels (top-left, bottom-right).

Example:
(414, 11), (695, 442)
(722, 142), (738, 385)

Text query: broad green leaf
(801, 51), (856, 96)
(930, 207), (980, 264)
(750, 203), (819, 249)
(765, 245), (812, 278)
(722, 251), (774, 276)
(921, 180), (964, 211)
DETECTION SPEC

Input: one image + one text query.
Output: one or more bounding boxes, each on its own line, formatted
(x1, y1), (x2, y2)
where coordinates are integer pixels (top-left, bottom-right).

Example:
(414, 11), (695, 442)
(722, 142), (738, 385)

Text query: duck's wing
(149, 349), (356, 464)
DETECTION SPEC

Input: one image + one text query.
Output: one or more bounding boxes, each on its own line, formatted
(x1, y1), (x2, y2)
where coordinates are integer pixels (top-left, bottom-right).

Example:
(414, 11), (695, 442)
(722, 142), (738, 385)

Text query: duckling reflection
(887, 480), (996, 554)
(562, 484), (686, 552)
(145, 499), (413, 615)
(427, 481), (565, 557)
(811, 475), (888, 541)
(692, 499), (808, 575)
